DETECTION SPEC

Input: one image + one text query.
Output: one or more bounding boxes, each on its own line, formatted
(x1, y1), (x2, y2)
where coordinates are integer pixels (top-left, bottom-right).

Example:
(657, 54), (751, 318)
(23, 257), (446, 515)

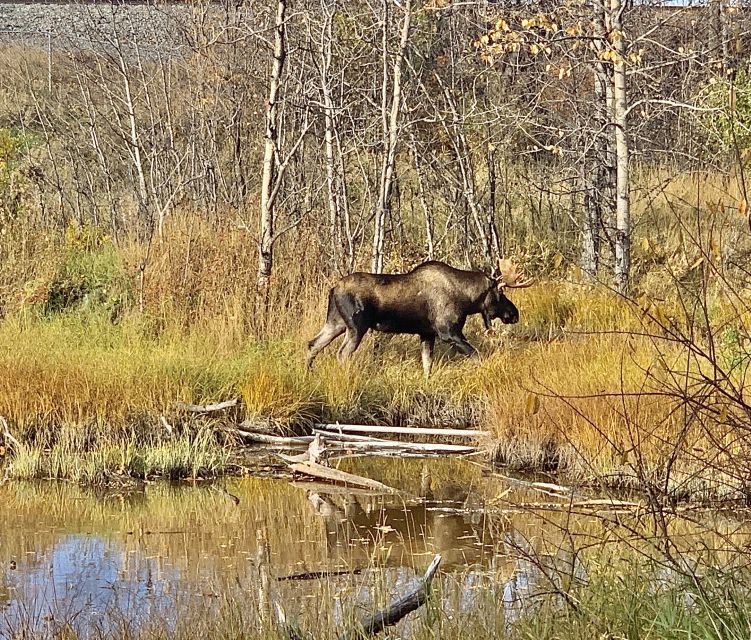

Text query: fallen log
(316, 439), (477, 455)
(490, 472), (579, 499)
(283, 434), (477, 466)
(317, 423), (484, 439)
(313, 428), (389, 443)
(225, 429), (313, 446)
(486, 499), (643, 513)
(277, 452), (312, 464)
(289, 450), (468, 465)
(175, 398), (239, 414)
(337, 554), (442, 640)
(290, 481), (393, 497)
(277, 568), (364, 582)
(570, 498), (642, 510)
(291, 461), (400, 494)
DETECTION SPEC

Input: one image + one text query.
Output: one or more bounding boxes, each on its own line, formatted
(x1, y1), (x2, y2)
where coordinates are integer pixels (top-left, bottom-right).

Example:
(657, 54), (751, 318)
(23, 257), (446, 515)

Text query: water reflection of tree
(5, 464), (751, 637)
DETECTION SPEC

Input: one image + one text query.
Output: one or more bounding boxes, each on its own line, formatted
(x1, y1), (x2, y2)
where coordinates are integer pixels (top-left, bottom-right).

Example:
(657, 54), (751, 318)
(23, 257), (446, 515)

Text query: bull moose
(306, 259), (532, 376)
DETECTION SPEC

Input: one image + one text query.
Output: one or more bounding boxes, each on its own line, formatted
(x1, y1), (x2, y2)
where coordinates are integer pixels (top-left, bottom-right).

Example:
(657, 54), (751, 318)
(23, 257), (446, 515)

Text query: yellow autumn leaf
(525, 393), (541, 416)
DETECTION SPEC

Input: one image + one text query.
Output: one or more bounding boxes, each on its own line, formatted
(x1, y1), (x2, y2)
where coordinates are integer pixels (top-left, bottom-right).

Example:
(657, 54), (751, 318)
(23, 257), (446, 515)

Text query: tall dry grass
(2, 168), (751, 493)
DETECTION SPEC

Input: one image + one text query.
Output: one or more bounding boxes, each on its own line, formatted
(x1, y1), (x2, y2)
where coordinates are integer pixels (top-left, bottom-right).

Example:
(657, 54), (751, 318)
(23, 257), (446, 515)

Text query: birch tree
(371, 0), (412, 274)
(258, 0), (287, 287)
(610, 0), (630, 294)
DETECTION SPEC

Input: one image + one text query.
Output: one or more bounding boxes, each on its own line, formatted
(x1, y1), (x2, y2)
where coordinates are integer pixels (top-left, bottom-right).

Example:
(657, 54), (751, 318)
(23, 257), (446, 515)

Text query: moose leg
(337, 327), (366, 361)
(306, 289), (347, 367)
(306, 321), (345, 367)
(437, 327), (477, 358)
(420, 336), (435, 378)
(333, 292), (369, 362)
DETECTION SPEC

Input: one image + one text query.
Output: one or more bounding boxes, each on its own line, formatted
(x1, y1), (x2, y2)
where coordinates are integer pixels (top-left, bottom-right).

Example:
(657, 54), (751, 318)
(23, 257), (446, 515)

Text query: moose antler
(496, 258), (534, 288)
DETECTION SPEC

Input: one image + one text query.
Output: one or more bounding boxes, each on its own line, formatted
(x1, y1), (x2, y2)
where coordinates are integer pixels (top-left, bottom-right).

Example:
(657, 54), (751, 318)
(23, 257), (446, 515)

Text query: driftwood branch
(321, 440), (476, 455)
(312, 428), (389, 442)
(0, 416), (20, 451)
(490, 471), (579, 499)
(291, 461), (400, 493)
(275, 556), (441, 640)
(175, 398), (239, 414)
(229, 426), (479, 459)
(228, 429), (313, 446)
(160, 416), (174, 435)
(277, 568), (364, 582)
(338, 554), (442, 640)
(316, 423), (484, 439)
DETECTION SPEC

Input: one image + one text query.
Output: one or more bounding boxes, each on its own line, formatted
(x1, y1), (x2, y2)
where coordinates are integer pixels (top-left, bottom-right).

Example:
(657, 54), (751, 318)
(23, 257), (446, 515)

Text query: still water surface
(0, 458), (741, 638)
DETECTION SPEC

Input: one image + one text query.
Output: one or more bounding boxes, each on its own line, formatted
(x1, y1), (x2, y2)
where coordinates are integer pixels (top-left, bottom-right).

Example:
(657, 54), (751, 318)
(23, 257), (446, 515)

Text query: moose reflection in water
(305, 475), (500, 572)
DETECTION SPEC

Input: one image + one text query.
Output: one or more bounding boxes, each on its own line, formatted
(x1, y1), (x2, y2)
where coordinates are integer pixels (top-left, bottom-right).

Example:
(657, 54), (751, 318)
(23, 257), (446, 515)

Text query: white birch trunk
(610, 0), (631, 294)
(258, 0), (287, 287)
(320, 4), (341, 270)
(371, 0), (412, 274)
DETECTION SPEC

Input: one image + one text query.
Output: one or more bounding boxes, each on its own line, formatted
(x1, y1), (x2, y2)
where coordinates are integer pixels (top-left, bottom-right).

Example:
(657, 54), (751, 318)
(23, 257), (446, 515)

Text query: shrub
(43, 223), (133, 317)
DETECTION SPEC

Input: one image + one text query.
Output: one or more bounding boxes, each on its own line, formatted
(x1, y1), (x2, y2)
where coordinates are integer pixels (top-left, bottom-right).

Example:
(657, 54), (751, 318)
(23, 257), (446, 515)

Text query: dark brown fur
(306, 261), (520, 376)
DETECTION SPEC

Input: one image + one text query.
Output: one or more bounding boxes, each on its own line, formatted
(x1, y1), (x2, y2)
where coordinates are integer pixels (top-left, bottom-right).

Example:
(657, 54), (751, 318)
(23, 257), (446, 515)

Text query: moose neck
(465, 271), (495, 312)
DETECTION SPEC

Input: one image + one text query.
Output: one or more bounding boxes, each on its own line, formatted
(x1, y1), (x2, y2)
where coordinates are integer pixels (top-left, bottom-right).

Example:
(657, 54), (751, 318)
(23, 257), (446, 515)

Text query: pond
(1, 458), (749, 639)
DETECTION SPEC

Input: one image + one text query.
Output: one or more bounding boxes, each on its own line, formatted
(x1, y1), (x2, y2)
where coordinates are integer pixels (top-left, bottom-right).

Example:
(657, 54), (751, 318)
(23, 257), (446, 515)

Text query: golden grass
(1, 171), (750, 494)
(0, 314), (244, 433)
(0, 287), (702, 489)
(0, 266), (738, 492)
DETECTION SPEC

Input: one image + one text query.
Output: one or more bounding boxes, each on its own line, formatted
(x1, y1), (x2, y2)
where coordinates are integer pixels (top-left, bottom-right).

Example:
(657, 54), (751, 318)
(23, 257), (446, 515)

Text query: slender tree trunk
(710, 0), (730, 68)
(610, 0), (630, 294)
(371, 0), (412, 274)
(486, 142), (501, 258)
(320, 3), (341, 271)
(590, 0), (616, 271)
(336, 129), (355, 271)
(258, 0), (287, 287)
(410, 133), (434, 260)
(115, 42), (149, 229)
(581, 160), (600, 277)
